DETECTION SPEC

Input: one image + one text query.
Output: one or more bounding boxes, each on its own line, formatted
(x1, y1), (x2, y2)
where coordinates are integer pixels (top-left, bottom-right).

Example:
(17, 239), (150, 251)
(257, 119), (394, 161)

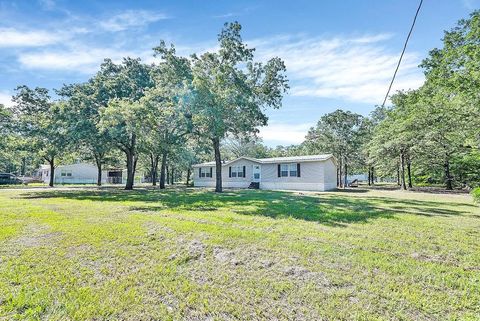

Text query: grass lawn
(0, 187), (479, 320)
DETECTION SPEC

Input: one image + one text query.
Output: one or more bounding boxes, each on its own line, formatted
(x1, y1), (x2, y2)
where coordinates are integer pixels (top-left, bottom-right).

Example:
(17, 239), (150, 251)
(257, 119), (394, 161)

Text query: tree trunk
(400, 153), (407, 190)
(336, 166), (340, 187)
(21, 157), (26, 176)
(94, 153), (103, 186)
(48, 157), (55, 187)
(150, 154), (159, 186)
(368, 166), (372, 186)
(171, 167), (175, 185)
(407, 158), (412, 188)
(159, 153), (167, 189)
(343, 160), (348, 189)
(213, 137), (222, 192)
(97, 162), (102, 186)
(444, 159), (453, 190)
(125, 150), (135, 190)
(397, 164), (400, 186)
(186, 168), (191, 186)
(371, 166), (375, 185)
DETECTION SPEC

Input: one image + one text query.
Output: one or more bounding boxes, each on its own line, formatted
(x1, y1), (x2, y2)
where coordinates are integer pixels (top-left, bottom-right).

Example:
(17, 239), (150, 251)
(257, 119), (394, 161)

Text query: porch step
(248, 182), (260, 189)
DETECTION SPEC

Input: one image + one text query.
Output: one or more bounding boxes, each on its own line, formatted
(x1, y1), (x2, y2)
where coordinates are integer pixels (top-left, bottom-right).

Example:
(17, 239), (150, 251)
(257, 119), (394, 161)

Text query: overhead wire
(381, 0), (424, 107)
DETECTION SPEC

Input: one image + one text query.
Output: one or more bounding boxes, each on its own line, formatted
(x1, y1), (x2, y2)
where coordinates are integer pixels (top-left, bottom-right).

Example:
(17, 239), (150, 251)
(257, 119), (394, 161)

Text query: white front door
(252, 165), (261, 182)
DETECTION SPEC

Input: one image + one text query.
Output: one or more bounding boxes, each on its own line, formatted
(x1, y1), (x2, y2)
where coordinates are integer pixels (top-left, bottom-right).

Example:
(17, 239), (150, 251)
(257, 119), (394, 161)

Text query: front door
(252, 165), (261, 182)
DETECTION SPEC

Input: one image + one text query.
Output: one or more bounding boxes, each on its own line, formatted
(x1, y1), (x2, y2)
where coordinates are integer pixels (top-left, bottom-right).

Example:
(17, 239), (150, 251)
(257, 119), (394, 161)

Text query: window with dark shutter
(199, 168), (202, 178)
(277, 164), (281, 177)
(243, 166), (246, 178)
(297, 163), (301, 177)
(229, 166), (232, 178)
(210, 167), (213, 177)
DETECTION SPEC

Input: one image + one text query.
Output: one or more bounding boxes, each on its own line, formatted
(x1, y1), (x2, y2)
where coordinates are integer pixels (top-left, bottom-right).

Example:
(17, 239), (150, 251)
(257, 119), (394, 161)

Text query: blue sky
(0, 0), (479, 146)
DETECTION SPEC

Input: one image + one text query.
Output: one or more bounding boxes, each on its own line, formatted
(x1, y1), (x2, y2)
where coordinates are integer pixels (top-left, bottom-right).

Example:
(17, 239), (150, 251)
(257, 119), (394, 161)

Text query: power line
(381, 0), (423, 107)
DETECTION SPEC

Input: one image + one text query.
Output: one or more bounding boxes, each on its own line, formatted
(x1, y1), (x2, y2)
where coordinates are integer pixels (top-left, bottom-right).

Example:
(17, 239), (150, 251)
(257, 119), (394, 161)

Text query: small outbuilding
(193, 154), (337, 191)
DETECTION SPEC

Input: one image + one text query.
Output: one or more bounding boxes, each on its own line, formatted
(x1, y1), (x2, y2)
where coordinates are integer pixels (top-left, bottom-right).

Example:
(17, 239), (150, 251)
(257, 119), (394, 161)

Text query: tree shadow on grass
(331, 188), (369, 193)
(17, 188), (469, 227)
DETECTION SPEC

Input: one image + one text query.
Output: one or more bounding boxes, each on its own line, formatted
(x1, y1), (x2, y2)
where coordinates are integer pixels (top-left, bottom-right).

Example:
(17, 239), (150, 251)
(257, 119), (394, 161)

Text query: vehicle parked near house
(0, 173), (24, 185)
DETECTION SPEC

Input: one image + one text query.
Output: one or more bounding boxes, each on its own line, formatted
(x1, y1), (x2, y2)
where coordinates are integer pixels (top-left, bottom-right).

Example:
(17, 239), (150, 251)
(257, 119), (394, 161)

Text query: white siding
(193, 158), (338, 191)
(222, 159), (257, 183)
(261, 182), (330, 191)
(40, 163), (107, 184)
(193, 166), (215, 187)
(261, 162), (322, 183)
(260, 161), (329, 191)
(53, 163), (103, 184)
(193, 180), (216, 188)
(323, 158), (337, 190)
(193, 159), (258, 188)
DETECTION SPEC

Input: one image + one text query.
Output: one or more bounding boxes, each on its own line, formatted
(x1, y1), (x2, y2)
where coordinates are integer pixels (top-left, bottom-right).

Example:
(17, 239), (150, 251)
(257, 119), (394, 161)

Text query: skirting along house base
(193, 154), (337, 192)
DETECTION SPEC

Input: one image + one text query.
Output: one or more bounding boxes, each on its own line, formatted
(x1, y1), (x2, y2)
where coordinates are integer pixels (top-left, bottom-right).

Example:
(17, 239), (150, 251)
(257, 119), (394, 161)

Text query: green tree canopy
(11, 86), (69, 186)
(190, 22), (288, 192)
(96, 58), (154, 190)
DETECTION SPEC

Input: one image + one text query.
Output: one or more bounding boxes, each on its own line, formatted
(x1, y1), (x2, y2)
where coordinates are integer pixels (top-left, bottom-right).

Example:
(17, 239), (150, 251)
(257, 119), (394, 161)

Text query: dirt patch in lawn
(144, 221), (174, 239)
(9, 223), (61, 248)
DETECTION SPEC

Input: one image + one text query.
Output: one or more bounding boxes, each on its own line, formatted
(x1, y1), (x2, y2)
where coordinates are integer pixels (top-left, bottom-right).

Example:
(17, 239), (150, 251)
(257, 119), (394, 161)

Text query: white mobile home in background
(193, 154), (337, 191)
(37, 163), (130, 184)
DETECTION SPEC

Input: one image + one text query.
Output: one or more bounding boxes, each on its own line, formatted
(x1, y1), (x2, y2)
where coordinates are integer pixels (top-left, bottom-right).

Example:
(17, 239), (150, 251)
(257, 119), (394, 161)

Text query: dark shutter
(243, 166), (246, 178)
(199, 168), (201, 177)
(277, 164), (281, 177)
(210, 167), (213, 177)
(297, 163), (301, 177)
(229, 166), (232, 178)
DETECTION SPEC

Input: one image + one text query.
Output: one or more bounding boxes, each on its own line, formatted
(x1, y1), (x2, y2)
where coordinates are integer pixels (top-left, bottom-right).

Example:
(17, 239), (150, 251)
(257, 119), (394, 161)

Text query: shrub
(472, 187), (480, 204)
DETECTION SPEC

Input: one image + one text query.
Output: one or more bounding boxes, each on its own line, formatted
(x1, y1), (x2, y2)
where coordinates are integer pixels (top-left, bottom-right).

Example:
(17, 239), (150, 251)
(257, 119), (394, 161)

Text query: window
(289, 164), (297, 177)
(253, 166), (260, 179)
(206, 168), (212, 178)
(230, 166), (244, 178)
(199, 167), (212, 178)
(61, 170), (72, 177)
(279, 163), (300, 177)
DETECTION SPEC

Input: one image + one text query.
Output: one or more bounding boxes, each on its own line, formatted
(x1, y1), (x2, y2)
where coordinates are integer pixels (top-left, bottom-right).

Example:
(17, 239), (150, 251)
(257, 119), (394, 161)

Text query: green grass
(473, 187), (480, 204)
(0, 187), (479, 320)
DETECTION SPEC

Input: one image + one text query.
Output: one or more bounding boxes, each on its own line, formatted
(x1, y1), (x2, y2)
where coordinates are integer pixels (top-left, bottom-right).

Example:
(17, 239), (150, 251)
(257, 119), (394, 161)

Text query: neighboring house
(193, 154), (337, 191)
(37, 163), (129, 184)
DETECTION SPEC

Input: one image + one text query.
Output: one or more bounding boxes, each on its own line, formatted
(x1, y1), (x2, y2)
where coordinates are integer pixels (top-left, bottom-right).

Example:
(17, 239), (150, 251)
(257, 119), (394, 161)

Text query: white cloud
(0, 91), (13, 107)
(258, 122), (312, 146)
(0, 28), (64, 47)
(213, 13), (235, 18)
(39, 0), (55, 10)
(100, 10), (169, 32)
(17, 47), (142, 73)
(253, 33), (424, 104)
(11, 29), (424, 106)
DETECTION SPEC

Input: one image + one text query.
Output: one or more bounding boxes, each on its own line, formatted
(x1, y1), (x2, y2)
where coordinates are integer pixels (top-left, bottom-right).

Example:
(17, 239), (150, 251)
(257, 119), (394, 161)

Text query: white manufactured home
(37, 163), (125, 184)
(193, 154), (337, 191)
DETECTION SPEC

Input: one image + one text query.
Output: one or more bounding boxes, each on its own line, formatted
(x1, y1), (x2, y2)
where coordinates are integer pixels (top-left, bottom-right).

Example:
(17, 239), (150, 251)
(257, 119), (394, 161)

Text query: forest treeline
(1, 12), (479, 191)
